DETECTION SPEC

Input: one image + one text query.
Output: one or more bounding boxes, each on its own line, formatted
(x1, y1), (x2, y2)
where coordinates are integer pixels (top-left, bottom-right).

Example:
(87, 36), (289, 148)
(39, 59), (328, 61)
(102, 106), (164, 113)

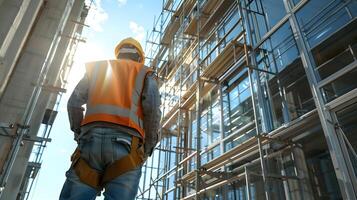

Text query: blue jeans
(59, 128), (142, 200)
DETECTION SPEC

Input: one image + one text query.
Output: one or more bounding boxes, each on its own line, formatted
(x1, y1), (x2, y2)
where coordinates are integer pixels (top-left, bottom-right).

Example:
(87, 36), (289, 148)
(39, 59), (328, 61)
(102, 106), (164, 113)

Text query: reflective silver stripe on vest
(130, 66), (149, 114)
(86, 104), (144, 128)
(88, 61), (102, 95)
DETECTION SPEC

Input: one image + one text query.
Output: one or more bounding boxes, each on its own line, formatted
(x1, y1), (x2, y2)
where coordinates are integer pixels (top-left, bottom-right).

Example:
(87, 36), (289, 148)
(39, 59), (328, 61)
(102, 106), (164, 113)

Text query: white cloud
(85, 0), (108, 32)
(129, 21), (145, 43)
(117, 0), (127, 6)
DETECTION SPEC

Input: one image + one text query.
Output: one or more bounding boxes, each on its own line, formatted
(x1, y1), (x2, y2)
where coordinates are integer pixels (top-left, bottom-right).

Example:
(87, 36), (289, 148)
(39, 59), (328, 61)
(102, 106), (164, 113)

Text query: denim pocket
(111, 137), (131, 162)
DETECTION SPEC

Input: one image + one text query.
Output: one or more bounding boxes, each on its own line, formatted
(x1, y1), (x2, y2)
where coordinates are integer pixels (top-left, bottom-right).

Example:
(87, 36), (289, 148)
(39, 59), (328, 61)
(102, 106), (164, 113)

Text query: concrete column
(287, 146), (314, 200)
(0, 0), (43, 99)
(0, 0), (32, 57)
(294, 146), (314, 199)
(0, 0), (23, 47)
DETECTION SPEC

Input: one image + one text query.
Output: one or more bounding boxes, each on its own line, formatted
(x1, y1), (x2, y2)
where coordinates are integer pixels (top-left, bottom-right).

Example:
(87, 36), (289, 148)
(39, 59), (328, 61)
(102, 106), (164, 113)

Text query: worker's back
(60, 38), (161, 200)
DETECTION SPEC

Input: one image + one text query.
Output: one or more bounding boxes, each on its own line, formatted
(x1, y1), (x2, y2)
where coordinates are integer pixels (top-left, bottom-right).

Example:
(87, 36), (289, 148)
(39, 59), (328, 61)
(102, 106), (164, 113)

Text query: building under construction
(139, 0), (357, 199)
(0, 0), (89, 199)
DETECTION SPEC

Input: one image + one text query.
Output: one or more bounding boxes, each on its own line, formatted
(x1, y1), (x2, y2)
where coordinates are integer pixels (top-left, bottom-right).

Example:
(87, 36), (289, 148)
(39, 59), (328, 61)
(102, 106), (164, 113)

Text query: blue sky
(29, 0), (161, 199)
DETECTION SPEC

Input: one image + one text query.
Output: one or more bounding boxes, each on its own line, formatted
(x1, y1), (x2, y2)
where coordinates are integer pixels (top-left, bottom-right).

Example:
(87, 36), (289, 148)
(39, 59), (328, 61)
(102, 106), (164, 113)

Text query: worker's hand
(144, 143), (155, 158)
(74, 132), (79, 143)
(72, 128), (80, 143)
(137, 143), (149, 163)
(68, 106), (84, 137)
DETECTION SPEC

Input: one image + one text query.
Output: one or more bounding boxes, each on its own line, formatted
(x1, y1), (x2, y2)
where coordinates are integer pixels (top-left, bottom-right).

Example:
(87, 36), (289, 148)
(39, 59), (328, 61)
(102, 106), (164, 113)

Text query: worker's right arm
(142, 72), (161, 157)
(67, 74), (89, 139)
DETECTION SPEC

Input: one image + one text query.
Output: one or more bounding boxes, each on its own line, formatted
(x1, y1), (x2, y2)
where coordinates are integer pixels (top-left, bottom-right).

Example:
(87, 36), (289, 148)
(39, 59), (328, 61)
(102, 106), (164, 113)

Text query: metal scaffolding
(139, 0), (357, 199)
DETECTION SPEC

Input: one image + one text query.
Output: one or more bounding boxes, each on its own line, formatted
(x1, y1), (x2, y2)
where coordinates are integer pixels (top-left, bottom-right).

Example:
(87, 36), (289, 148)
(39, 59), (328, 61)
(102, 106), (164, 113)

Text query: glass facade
(200, 89), (221, 164)
(222, 69), (256, 151)
(296, 0), (355, 49)
(246, 0), (287, 46)
(255, 21), (314, 129)
(139, 0), (357, 199)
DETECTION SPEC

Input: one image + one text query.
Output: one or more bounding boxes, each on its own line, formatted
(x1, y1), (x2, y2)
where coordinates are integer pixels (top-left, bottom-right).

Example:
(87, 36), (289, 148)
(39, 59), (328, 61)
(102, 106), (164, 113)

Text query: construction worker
(59, 37), (161, 200)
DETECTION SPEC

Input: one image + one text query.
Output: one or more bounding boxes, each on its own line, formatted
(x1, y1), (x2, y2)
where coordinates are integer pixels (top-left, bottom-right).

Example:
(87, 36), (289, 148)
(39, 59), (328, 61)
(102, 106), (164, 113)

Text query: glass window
(255, 22), (315, 129)
(160, 135), (177, 172)
(224, 129), (256, 152)
(161, 73), (180, 116)
(269, 59), (315, 122)
(181, 57), (198, 95)
(201, 113), (209, 147)
(217, 7), (243, 50)
(201, 145), (221, 165)
(197, 89), (222, 164)
(313, 45), (356, 80)
(200, 89), (221, 149)
(188, 156), (196, 172)
(256, 22), (299, 74)
(321, 68), (357, 102)
(296, 0), (355, 48)
(167, 172), (176, 190)
(260, 0), (287, 28)
(228, 181), (248, 200)
(222, 70), (256, 152)
(189, 109), (197, 172)
(200, 34), (218, 69)
(283, 63), (315, 119)
(169, 136), (177, 169)
(296, 0), (357, 81)
(167, 190), (175, 200)
(223, 72), (254, 138)
(190, 109), (197, 150)
(246, 0), (287, 45)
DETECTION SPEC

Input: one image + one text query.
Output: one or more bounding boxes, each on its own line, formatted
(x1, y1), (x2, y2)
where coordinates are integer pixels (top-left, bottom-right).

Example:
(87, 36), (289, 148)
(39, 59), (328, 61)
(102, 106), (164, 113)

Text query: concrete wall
(0, 0), (85, 199)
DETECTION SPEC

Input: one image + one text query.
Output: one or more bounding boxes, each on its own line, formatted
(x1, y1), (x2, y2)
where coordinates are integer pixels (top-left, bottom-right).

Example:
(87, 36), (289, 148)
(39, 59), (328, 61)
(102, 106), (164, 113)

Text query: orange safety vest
(81, 59), (152, 138)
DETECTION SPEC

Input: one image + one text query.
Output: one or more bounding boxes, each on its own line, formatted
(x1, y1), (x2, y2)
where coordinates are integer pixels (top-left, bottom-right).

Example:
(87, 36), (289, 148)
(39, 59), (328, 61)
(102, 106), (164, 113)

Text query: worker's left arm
(67, 73), (89, 140)
(141, 72), (162, 157)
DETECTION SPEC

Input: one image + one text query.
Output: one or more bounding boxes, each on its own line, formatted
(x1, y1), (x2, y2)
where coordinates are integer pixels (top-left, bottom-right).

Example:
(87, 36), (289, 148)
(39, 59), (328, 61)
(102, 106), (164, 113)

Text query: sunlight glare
(67, 41), (109, 91)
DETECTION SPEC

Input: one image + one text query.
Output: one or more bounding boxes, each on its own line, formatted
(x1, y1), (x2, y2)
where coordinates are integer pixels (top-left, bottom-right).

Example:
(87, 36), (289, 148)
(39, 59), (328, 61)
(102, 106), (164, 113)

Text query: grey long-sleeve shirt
(67, 64), (161, 156)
